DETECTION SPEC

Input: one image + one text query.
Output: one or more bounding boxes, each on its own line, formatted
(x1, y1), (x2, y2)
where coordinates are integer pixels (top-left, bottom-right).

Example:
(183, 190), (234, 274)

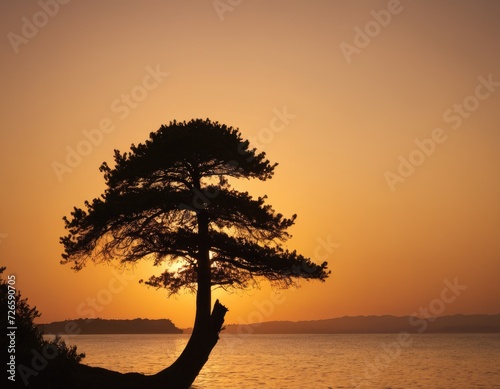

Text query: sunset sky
(1, 0), (499, 329)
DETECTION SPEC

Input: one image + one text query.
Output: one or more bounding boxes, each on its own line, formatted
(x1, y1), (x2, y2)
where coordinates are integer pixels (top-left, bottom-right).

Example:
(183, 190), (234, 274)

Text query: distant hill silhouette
(185, 314), (500, 334)
(41, 318), (183, 334)
(42, 315), (500, 335)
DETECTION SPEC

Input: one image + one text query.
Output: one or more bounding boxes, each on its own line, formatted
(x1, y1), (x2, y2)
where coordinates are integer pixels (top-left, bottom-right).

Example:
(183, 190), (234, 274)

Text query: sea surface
(44, 333), (500, 388)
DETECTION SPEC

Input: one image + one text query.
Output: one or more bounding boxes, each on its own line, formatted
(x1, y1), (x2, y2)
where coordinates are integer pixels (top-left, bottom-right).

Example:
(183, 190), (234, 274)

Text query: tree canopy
(61, 118), (330, 294)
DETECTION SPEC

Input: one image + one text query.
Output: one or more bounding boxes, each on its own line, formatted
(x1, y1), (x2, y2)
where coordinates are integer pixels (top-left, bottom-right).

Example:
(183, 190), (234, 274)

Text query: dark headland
(41, 318), (183, 335)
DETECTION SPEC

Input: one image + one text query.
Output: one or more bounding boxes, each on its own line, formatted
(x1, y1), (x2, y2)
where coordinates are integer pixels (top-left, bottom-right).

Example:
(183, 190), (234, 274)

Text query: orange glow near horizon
(1, 1), (499, 330)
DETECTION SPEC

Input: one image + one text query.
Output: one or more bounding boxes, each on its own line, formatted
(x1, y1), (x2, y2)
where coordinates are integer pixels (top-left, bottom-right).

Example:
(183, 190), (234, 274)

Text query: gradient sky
(1, 0), (499, 329)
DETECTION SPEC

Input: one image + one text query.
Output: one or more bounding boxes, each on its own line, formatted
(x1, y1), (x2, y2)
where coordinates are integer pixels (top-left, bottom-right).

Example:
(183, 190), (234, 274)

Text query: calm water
(45, 333), (500, 388)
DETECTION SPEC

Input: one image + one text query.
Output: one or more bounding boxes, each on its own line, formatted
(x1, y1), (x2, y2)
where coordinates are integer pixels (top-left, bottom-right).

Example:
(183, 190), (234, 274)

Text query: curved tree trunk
(64, 300), (228, 389)
(61, 211), (228, 388)
(151, 299), (228, 388)
(149, 210), (226, 388)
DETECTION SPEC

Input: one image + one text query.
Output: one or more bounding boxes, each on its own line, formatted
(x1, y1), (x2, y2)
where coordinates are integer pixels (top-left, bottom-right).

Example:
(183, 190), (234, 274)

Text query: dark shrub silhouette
(1, 266), (84, 388)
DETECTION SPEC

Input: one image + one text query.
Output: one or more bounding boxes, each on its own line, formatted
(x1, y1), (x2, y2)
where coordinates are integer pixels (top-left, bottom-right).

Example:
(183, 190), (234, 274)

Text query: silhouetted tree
(60, 119), (330, 388)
